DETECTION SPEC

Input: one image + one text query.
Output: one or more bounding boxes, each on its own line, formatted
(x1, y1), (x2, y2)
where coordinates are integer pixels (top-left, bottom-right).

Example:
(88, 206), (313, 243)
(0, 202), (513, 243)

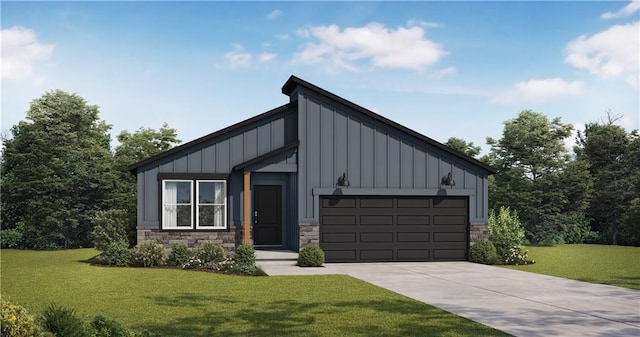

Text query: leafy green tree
(576, 119), (637, 245)
(1, 90), (116, 248)
(487, 110), (591, 244)
(112, 124), (180, 245)
(445, 137), (481, 158)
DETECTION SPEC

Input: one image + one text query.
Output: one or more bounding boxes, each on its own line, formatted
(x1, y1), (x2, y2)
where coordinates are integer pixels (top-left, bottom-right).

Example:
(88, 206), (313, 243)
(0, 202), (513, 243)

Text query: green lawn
(1, 249), (508, 337)
(502, 244), (640, 290)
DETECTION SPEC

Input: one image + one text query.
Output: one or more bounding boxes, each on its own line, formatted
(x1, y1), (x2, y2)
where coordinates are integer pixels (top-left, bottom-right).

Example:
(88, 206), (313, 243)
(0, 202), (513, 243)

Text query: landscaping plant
(298, 244), (325, 267)
(1, 299), (38, 337)
(195, 241), (227, 265)
(230, 244), (257, 274)
(100, 240), (132, 266)
(168, 243), (191, 267)
(469, 240), (499, 265)
(131, 240), (167, 267)
(488, 206), (526, 258)
(40, 303), (87, 337)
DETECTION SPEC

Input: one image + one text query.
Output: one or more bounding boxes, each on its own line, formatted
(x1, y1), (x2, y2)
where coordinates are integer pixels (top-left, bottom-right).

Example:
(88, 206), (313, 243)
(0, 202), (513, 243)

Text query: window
(162, 178), (227, 230)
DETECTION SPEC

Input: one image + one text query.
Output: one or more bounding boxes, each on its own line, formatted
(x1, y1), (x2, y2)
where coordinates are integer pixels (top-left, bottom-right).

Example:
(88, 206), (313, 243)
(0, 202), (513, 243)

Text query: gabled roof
(233, 140), (300, 172)
(282, 75), (497, 174)
(128, 102), (293, 174)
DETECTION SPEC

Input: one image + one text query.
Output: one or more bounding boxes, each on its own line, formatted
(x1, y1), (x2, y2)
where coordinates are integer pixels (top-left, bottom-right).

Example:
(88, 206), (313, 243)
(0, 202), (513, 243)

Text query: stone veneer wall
(137, 228), (242, 253)
(299, 223), (319, 248)
(469, 223), (488, 245)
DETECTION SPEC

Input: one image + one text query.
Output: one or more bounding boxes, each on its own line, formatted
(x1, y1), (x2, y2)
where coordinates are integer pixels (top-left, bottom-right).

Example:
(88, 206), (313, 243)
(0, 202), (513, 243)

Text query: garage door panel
(434, 215), (466, 225)
(360, 232), (393, 243)
(322, 215), (356, 225)
(397, 232), (429, 242)
(320, 196), (468, 262)
(397, 215), (430, 225)
(360, 250), (393, 261)
(397, 249), (430, 260)
(322, 232), (356, 243)
(322, 198), (356, 208)
(360, 198), (393, 208)
(433, 232), (466, 242)
(325, 250), (357, 261)
(360, 215), (393, 226)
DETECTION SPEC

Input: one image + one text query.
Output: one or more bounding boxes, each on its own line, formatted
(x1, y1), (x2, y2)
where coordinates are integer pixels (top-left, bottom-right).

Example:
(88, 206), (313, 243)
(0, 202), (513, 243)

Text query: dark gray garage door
(319, 196), (468, 262)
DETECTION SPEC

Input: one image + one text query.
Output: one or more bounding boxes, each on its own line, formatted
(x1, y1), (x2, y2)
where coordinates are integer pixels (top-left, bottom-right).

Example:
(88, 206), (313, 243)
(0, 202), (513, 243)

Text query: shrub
(1, 299), (38, 337)
(40, 303), (87, 337)
(488, 206), (526, 258)
(132, 240), (167, 267)
(504, 245), (534, 265)
(233, 244), (256, 271)
(90, 209), (129, 251)
(1, 228), (24, 249)
(100, 240), (132, 267)
(195, 241), (226, 264)
(89, 315), (128, 337)
(469, 240), (499, 265)
(297, 244), (325, 267)
(168, 243), (191, 267)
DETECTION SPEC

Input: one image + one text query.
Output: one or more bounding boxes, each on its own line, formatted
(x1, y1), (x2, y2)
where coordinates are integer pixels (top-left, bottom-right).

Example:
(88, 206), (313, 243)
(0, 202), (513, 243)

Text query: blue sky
(2, 1), (639, 155)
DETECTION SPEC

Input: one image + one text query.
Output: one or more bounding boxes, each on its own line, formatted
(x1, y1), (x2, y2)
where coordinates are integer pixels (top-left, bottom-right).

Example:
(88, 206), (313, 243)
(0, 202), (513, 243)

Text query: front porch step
(255, 250), (298, 261)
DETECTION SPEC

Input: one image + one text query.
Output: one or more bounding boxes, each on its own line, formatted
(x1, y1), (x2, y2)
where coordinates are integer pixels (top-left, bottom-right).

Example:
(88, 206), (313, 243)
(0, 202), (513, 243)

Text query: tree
(1, 90), (116, 248)
(486, 110), (592, 244)
(112, 124), (180, 245)
(576, 120), (636, 245)
(445, 137), (481, 158)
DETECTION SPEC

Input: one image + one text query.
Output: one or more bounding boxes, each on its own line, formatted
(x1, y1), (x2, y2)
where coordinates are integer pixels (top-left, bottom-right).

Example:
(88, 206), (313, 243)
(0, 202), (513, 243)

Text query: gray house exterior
(129, 76), (496, 262)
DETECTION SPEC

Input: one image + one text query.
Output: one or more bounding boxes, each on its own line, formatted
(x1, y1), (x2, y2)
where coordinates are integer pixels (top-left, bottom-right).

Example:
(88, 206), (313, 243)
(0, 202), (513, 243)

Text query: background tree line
(447, 110), (639, 246)
(1, 90), (638, 248)
(1, 90), (180, 249)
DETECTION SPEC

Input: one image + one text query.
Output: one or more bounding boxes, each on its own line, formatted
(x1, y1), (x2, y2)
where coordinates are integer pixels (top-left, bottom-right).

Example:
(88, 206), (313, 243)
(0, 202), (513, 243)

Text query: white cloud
(224, 44), (252, 68)
(294, 23), (447, 72)
(492, 78), (584, 104)
(565, 21), (639, 87)
(601, 1), (640, 20)
(276, 33), (290, 40)
(431, 66), (456, 79)
(267, 9), (282, 20)
(1, 26), (54, 80)
(258, 53), (276, 62)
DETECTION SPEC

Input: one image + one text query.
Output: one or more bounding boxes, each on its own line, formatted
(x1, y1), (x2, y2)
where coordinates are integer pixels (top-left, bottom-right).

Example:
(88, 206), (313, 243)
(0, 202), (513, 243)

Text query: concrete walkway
(259, 260), (640, 337)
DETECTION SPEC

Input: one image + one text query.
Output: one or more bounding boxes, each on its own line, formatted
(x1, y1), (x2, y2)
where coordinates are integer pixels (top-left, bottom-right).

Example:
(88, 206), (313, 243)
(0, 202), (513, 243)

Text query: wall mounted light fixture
(441, 172), (455, 187)
(337, 172), (350, 188)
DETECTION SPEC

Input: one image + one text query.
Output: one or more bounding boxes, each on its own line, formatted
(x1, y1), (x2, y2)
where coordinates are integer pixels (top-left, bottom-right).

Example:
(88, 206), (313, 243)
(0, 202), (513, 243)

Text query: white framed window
(161, 178), (227, 230)
(196, 180), (226, 229)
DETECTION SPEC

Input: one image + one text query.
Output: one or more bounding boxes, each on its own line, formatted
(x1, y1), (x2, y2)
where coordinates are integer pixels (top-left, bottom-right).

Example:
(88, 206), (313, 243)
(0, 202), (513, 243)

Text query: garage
(319, 196), (468, 262)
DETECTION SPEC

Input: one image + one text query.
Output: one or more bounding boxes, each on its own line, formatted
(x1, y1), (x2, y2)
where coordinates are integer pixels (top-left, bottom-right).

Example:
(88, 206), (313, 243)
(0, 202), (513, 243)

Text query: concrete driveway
(259, 261), (640, 337)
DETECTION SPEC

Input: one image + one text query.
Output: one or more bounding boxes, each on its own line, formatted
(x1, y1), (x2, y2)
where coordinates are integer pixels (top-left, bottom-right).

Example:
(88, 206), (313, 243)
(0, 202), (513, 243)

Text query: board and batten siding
(136, 107), (297, 228)
(294, 88), (489, 224)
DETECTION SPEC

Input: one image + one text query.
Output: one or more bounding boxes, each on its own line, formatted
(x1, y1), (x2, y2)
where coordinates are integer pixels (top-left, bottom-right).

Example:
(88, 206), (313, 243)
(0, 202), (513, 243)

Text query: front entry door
(253, 185), (282, 246)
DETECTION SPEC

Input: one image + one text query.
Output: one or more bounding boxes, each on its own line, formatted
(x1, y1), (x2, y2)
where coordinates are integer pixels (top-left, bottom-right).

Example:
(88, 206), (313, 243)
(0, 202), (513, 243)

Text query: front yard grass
(1, 249), (509, 337)
(501, 244), (640, 290)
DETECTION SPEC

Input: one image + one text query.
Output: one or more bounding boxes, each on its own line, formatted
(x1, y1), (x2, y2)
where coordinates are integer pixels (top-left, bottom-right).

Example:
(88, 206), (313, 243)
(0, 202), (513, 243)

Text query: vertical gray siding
(295, 89), (490, 224)
(136, 106), (297, 228)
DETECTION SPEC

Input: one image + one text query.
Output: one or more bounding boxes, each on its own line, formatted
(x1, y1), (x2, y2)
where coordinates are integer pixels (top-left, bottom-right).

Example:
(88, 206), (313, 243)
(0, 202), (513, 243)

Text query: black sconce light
(441, 172), (455, 187)
(337, 172), (350, 188)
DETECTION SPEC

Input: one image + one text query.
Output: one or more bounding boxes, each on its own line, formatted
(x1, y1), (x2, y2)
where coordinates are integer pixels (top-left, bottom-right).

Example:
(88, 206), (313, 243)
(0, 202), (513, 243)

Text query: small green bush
(132, 240), (167, 267)
(1, 299), (38, 337)
(168, 243), (191, 267)
(195, 241), (226, 264)
(469, 240), (499, 265)
(233, 244), (256, 268)
(100, 240), (132, 267)
(40, 303), (87, 337)
(89, 315), (129, 337)
(1, 226), (24, 249)
(488, 206), (526, 258)
(297, 244), (325, 267)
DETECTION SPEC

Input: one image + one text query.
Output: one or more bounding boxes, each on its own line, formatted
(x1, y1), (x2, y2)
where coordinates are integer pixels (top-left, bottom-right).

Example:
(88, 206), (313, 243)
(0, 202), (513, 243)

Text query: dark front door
(253, 185), (282, 246)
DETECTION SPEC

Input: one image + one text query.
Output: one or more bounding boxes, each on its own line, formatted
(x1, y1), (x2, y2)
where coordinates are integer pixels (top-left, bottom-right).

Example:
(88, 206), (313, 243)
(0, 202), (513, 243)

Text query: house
(129, 76), (496, 262)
